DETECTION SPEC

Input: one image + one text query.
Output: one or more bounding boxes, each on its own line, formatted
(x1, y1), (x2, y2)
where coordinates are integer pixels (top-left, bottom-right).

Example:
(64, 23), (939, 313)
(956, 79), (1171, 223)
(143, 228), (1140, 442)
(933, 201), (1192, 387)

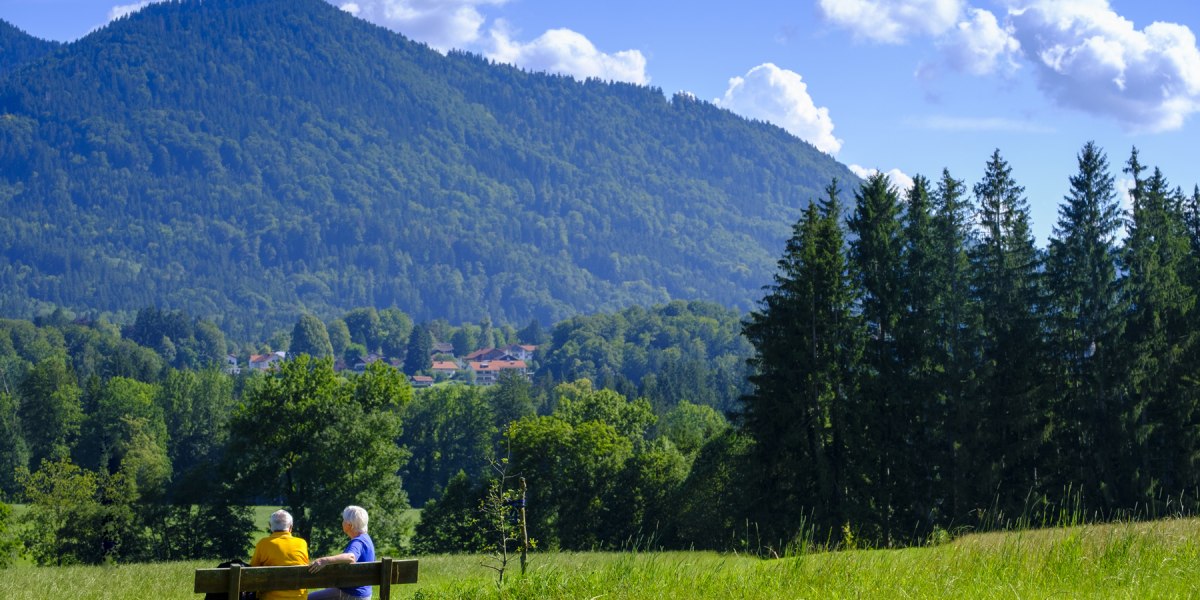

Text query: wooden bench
(194, 558), (418, 599)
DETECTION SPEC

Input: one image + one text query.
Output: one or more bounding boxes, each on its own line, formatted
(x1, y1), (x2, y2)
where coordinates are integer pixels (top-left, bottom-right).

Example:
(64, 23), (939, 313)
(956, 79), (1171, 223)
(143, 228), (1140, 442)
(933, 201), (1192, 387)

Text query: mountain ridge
(0, 0), (859, 337)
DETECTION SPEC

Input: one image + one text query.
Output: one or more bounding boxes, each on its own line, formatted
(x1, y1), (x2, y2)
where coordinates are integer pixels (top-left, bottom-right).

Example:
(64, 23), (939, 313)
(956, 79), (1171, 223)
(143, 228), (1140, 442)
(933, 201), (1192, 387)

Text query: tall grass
(1, 517), (1198, 599)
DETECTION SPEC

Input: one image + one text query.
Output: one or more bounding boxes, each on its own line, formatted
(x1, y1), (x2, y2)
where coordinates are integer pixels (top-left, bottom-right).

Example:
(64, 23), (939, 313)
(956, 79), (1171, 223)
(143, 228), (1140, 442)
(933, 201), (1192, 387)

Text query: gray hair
(269, 509), (293, 532)
(342, 505), (369, 533)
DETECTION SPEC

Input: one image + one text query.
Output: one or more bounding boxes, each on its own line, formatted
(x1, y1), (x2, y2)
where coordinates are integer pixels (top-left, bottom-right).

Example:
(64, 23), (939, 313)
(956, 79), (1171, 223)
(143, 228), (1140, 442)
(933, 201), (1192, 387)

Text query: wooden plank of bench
(194, 559), (418, 594)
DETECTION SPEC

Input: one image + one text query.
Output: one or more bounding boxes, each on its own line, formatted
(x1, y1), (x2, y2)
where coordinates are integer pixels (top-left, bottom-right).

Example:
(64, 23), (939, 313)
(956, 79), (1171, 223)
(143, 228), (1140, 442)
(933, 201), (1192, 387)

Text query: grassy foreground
(1, 518), (1198, 599)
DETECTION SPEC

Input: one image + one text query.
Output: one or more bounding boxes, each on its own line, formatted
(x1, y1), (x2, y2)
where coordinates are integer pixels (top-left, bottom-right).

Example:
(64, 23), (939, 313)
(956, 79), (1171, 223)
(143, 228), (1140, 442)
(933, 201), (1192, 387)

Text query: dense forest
(0, 21), (58, 74)
(0, 0), (856, 338)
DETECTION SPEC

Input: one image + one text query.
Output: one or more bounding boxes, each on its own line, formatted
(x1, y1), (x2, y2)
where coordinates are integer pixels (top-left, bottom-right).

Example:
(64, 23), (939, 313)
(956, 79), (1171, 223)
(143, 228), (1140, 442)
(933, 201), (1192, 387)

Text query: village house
(248, 351), (287, 371)
(223, 354), (241, 375)
(468, 359), (529, 385)
(431, 360), (459, 379)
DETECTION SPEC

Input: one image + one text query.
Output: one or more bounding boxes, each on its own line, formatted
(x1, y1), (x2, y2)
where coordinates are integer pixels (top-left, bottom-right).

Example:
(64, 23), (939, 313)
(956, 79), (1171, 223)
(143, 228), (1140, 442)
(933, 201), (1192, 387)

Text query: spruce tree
(846, 172), (907, 541)
(1120, 151), (1199, 508)
(1043, 142), (1126, 507)
(931, 169), (979, 521)
(404, 323), (434, 375)
(741, 180), (859, 544)
(895, 174), (951, 534)
(968, 150), (1047, 520)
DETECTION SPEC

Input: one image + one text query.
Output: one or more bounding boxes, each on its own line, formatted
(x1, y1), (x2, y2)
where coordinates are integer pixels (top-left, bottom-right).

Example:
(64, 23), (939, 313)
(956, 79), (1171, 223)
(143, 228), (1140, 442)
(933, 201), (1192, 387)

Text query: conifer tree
(968, 150), (1047, 518)
(931, 169), (979, 521)
(404, 323), (434, 375)
(1043, 142), (1126, 506)
(847, 172), (908, 541)
(1120, 151), (1199, 507)
(894, 174), (951, 533)
(741, 180), (859, 544)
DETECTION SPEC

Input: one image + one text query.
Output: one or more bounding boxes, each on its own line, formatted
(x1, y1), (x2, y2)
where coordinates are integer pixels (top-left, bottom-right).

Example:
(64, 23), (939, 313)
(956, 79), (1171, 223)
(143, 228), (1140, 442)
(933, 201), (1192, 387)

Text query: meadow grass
(1, 517), (1198, 599)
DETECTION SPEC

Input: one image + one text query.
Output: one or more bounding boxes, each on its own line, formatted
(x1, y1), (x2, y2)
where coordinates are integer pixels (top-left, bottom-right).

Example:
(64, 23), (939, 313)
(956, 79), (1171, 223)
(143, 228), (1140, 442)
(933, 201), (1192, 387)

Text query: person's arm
(308, 551), (356, 572)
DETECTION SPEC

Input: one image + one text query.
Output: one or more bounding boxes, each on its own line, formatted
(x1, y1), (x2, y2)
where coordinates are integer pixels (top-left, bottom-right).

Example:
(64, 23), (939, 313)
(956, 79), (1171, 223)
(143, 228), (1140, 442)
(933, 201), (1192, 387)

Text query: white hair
(342, 505), (369, 533)
(269, 509), (293, 532)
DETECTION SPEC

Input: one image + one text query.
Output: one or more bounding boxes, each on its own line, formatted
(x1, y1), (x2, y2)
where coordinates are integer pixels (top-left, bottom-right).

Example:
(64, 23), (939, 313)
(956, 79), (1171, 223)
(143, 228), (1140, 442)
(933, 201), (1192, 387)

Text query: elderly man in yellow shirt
(250, 509), (310, 600)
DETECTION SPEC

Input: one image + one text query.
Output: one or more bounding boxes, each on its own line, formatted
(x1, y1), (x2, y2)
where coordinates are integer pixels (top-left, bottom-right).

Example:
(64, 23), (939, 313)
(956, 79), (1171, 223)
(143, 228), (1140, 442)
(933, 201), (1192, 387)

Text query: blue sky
(4, 0), (1200, 243)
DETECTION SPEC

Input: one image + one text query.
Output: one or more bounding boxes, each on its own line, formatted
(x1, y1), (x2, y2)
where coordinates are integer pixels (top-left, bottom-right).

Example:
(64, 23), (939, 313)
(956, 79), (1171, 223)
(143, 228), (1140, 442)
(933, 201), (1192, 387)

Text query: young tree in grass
(1043, 142), (1127, 508)
(968, 150), (1048, 518)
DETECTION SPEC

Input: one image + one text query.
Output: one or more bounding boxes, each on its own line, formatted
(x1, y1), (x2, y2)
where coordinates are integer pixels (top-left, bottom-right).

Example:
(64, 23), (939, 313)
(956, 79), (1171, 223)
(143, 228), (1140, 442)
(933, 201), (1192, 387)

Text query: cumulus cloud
(334, 0), (507, 50)
(489, 24), (648, 84)
(849, 164), (915, 193)
(939, 7), (1020, 75)
(817, 0), (965, 44)
(714, 63), (842, 154)
(1007, 0), (1200, 132)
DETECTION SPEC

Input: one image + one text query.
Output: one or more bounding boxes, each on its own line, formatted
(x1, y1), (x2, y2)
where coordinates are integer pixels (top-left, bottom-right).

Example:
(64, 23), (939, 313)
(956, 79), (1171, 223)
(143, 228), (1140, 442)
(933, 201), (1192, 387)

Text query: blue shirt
(342, 533), (375, 597)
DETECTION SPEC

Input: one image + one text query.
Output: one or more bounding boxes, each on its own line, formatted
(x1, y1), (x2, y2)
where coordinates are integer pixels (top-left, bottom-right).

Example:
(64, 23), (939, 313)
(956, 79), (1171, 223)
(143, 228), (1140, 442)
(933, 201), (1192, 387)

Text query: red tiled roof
(469, 360), (527, 372)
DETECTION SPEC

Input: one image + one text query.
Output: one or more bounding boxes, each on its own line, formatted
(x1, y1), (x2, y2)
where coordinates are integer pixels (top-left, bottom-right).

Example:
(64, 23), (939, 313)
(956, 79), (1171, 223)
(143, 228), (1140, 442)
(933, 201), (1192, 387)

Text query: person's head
(269, 509), (293, 533)
(342, 505), (369, 534)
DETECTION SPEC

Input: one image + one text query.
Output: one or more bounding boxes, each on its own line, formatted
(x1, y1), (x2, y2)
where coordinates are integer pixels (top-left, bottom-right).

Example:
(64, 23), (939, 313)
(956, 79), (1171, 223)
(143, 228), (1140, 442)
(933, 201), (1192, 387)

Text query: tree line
(739, 143), (1200, 550)
(0, 300), (744, 564)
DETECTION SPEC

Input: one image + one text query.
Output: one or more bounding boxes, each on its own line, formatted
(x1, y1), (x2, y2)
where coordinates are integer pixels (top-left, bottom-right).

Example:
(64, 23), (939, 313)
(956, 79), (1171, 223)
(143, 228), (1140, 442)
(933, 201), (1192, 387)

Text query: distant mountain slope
(0, 0), (859, 337)
(0, 20), (60, 74)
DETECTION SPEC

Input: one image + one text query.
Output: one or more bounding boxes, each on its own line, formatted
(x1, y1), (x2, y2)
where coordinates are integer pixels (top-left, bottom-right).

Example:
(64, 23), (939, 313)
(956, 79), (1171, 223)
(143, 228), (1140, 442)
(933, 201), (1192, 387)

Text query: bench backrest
(194, 558), (418, 600)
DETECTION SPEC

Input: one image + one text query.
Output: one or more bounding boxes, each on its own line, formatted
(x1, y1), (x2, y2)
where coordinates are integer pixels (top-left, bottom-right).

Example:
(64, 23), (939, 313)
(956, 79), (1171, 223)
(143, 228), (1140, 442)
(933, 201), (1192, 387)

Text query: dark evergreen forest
(0, 0), (855, 339)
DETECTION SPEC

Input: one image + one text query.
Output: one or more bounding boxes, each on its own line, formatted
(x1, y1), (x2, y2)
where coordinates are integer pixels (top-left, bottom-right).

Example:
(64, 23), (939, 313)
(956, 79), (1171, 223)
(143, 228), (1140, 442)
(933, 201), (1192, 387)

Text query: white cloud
(906, 115), (1053, 133)
(489, 25), (648, 84)
(334, 0), (507, 50)
(333, 1), (649, 84)
(818, 0), (965, 44)
(108, 1), (160, 22)
(1007, 0), (1200, 131)
(939, 8), (1020, 75)
(849, 164), (915, 193)
(714, 63), (842, 154)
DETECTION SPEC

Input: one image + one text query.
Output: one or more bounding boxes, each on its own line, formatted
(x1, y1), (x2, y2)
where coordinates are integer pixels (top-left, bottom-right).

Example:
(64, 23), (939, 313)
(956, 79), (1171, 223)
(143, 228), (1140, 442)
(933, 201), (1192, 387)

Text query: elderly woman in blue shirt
(307, 505), (376, 599)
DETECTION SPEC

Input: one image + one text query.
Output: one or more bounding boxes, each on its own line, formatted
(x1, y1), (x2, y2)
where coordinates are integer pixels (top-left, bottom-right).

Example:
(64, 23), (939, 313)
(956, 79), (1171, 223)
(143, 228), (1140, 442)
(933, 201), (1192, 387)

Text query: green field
(1, 518), (1198, 599)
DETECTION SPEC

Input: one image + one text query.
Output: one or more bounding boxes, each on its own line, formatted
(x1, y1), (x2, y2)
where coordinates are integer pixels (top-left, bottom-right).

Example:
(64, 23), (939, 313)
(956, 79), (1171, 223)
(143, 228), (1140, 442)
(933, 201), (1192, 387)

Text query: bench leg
(381, 557), (392, 600)
(228, 564), (242, 598)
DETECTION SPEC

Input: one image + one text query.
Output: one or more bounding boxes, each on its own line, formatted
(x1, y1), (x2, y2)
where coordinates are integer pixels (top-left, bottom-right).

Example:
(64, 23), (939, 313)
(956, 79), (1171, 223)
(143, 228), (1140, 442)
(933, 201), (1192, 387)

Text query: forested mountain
(0, 0), (856, 338)
(0, 21), (59, 75)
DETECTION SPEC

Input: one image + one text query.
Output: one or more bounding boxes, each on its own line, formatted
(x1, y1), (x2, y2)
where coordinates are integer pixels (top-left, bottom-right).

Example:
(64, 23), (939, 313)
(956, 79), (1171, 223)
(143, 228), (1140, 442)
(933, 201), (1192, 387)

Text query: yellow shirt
(250, 531), (310, 600)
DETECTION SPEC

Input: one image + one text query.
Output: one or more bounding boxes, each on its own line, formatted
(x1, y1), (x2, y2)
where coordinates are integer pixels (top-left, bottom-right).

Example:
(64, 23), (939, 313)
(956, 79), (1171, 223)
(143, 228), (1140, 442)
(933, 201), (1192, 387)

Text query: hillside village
(229, 342), (536, 387)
